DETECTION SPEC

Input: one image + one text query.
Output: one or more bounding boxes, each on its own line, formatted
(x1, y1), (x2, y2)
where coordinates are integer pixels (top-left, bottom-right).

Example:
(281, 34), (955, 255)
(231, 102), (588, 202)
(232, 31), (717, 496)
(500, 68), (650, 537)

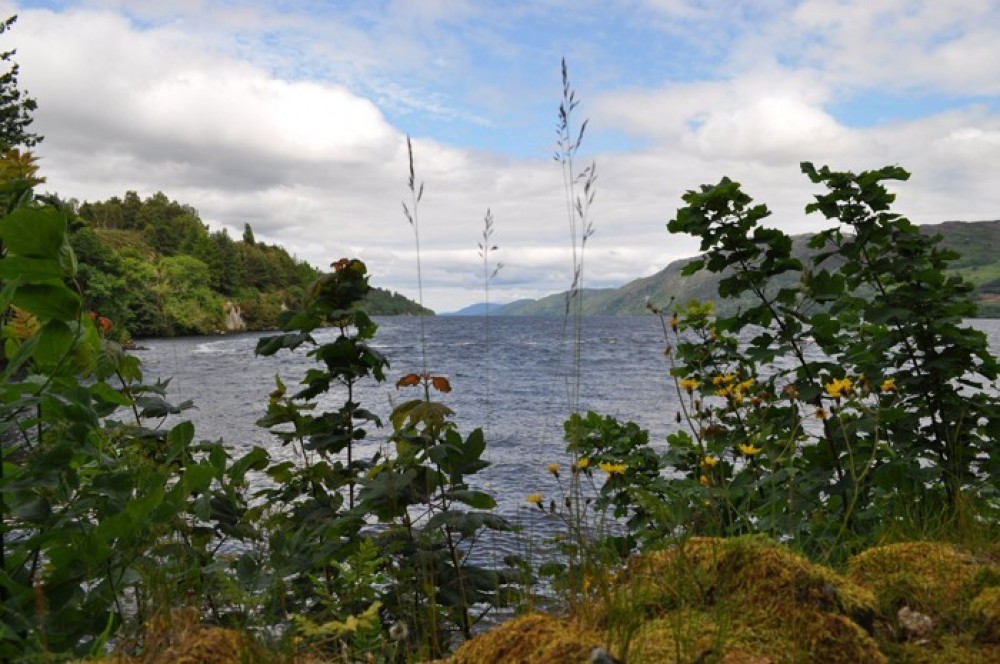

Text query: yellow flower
(548, 463), (560, 476)
(712, 373), (736, 387)
(815, 407), (829, 420)
(700, 456), (719, 469)
(738, 443), (762, 456)
(576, 457), (589, 470)
(824, 377), (854, 399)
(880, 378), (896, 393)
(699, 474), (711, 486)
(599, 462), (627, 475)
(680, 378), (700, 393)
(525, 493), (543, 506)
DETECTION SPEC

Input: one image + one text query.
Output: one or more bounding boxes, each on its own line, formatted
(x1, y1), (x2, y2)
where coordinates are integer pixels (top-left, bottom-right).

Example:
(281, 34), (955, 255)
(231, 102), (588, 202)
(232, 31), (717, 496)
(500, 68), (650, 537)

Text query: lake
(134, 315), (1000, 517)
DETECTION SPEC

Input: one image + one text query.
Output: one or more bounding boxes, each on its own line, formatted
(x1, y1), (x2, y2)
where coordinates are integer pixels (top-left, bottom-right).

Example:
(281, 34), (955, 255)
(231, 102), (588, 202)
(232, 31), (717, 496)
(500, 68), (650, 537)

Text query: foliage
(649, 163), (1000, 560)
(0, 152), (255, 660)
(360, 371), (519, 656)
(71, 191), (428, 339)
(254, 258), (513, 659)
(0, 16), (41, 151)
(251, 257), (390, 659)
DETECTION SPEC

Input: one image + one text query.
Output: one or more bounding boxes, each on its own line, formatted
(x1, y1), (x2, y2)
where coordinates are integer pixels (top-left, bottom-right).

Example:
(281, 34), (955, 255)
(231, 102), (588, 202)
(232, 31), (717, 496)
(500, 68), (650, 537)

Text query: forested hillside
(71, 191), (430, 340)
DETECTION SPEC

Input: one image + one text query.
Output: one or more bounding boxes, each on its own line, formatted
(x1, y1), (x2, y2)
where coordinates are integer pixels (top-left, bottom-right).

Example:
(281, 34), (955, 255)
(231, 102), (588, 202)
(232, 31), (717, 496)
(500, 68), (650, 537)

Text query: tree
(0, 15), (42, 151)
(242, 222), (256, 246)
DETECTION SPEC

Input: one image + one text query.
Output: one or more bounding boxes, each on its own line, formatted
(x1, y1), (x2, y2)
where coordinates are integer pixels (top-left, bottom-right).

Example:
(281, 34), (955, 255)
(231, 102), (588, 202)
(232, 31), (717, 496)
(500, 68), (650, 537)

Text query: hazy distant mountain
(442, 302), (511, 316)
(490, 220), (1000, 318)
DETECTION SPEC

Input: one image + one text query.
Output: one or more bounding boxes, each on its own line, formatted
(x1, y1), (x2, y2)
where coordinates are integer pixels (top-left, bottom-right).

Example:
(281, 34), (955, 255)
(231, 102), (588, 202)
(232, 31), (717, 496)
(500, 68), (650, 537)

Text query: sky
(4, 0), (1000, 312)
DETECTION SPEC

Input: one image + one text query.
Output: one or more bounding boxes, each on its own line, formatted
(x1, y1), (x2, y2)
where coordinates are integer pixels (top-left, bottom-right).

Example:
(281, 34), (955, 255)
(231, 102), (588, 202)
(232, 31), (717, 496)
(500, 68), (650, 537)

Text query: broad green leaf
(0, 256), (65, 281)
(12, 283), (81, 321)
(167, 420), (195, 449)
(446, 489), (497, 510)
(89, 381), (131, 407)
(0, 206), (68, 259)
(33, 319), (76, 367)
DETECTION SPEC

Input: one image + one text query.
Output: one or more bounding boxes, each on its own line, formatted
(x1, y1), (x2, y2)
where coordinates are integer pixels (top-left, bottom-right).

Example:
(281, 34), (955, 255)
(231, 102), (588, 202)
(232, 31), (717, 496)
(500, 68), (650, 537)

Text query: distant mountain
(442, 302), (511, 316)
(492, 220), (1000, 318)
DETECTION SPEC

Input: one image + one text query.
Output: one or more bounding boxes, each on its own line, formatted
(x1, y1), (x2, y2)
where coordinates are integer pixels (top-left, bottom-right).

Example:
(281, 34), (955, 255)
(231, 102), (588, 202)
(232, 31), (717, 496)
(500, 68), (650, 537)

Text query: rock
(897, 605), (934, 641)
(223, 301), (246, 331)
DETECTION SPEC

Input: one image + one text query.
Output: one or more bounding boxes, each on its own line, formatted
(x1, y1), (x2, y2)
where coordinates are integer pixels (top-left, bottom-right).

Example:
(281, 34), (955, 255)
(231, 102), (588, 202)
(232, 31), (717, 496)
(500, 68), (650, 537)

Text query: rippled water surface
(135, 315), (1000, 517)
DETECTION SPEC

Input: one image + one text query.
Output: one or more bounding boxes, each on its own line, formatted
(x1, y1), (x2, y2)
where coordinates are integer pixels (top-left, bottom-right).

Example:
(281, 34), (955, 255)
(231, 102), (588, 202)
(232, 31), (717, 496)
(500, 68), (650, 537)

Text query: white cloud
(4, 1), (999, 312)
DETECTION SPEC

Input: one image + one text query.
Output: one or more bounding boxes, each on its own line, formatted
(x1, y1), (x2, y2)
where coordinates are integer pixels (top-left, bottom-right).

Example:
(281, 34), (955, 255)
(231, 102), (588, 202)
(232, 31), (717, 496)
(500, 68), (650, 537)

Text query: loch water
(134, 315), (1000, 516)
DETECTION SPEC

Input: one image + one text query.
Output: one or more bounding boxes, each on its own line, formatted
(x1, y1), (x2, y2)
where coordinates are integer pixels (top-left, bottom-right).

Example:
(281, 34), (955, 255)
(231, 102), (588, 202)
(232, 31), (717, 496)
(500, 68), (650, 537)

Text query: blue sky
(5, 0), (1000, 310)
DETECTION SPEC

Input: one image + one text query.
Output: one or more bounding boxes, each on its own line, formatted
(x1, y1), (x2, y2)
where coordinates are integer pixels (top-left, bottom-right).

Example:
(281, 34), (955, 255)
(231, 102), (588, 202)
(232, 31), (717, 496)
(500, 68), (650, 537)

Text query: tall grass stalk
(552, 58), (603, 616)
(402, 134), (429, 374)
(479, 208), (502, 442)
(555, 58), (596, 421)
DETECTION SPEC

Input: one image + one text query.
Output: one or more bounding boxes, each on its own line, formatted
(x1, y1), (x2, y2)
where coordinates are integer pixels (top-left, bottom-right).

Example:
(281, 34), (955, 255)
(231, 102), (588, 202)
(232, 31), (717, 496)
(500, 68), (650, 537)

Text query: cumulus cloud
(3, 0), (998, 312)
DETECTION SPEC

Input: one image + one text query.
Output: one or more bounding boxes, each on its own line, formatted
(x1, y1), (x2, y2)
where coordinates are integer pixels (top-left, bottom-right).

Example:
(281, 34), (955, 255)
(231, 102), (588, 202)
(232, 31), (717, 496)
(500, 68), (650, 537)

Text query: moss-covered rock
(447, 613), (608, 664)
(847, 541), (1000, 662)
(610, 536), (884, 664)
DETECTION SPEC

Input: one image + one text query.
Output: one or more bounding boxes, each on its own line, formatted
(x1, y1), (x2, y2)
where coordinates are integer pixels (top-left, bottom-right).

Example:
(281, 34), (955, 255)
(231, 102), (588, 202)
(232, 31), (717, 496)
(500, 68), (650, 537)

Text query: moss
(877, 636), (1000, 664)
(970, 586), (1000, 642)
(849, 542), (981, 616)
(605, 537), (884, 663)
(848, 541), (1000, 630)
(447, 613), (610, 664)
(75, 608), (268, 664)
(846, 541), (1000, 661)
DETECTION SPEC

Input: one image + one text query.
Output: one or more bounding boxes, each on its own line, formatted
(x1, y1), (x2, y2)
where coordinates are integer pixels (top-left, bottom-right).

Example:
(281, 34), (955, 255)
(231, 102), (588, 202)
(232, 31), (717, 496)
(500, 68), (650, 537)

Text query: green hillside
(72, 191), (430, 340)
(496, 220), (1000, 318)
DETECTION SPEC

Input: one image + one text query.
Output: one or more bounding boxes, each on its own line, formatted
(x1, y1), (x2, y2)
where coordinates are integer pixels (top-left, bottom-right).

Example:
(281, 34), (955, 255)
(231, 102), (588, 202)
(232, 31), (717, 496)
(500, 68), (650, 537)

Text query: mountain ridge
(449, 220), (1000, 318)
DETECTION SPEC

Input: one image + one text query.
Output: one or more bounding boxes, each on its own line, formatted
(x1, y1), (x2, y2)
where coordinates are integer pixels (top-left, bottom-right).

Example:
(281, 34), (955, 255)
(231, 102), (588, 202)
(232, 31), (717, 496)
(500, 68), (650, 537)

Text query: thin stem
(404, 135), (429, 375)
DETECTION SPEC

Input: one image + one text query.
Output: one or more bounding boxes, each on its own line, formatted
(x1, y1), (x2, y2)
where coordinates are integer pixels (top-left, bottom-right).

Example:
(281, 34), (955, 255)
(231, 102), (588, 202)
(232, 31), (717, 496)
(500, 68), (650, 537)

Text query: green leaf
(89, 381), (131, 407)
(12, 283), (81, 321)
(0, 334), (38, 381)
(446, 490), (497, 510)
(167, 421), (195, 449)
(136, 395), (192, 418)
(229, 446), (270, 484)
(680, 259), (704, 276)
(0, 206), (68, 259)
(33, 319), (76, 367)
(0, 256), (65, 281)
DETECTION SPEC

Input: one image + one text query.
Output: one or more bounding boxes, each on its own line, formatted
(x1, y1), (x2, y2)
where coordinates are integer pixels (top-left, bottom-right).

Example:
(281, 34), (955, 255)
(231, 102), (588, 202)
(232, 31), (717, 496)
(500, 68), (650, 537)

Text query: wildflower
(576, 457), (590, 470)
(712, 373), (736, 387)
(880, 378), (896, 393)
(699, 474), (711, 487)
(824, 376), (853, 399)
(670, 313), (679, 331)
(548, 463), (560, 477)
(783, 383), (799, 400)
(700, 456), (719, 469)
(599, 462), (626, 475)
(738, 443), (762, 456)
(680, 377), (700, 393)
(815, 407), (828, 420)
(525, 494), (543, 508)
